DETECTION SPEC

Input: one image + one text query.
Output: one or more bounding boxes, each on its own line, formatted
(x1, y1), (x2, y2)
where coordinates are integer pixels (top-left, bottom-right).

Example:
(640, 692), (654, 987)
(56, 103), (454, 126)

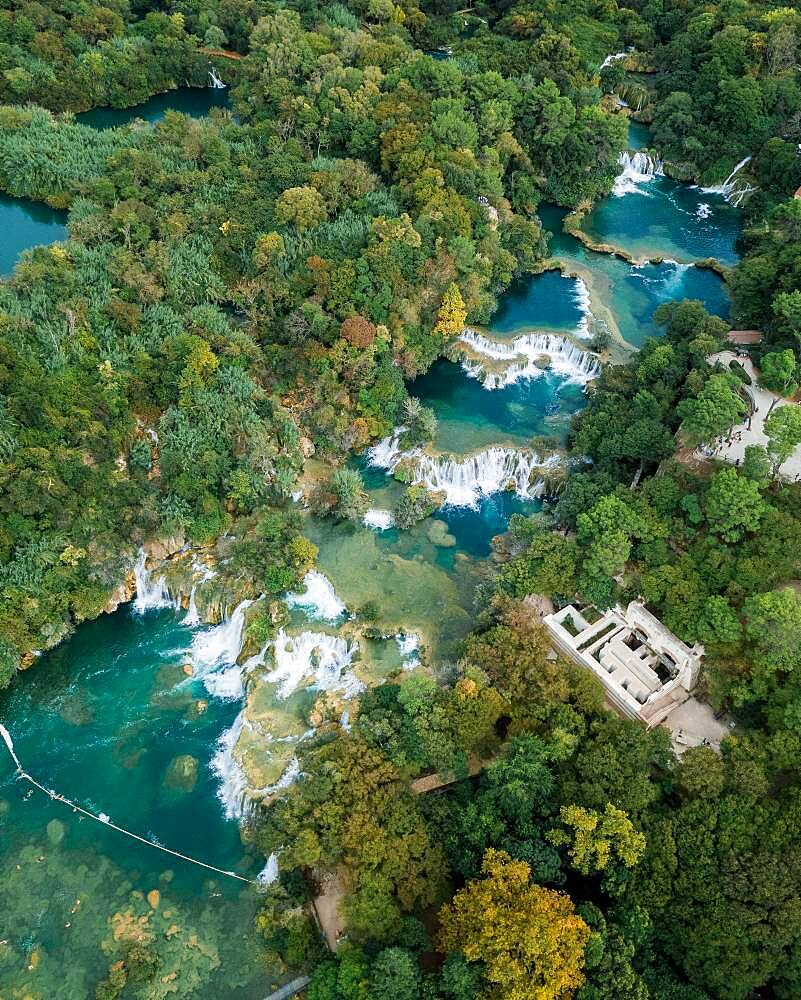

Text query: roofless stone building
(543, 601), (703, 727)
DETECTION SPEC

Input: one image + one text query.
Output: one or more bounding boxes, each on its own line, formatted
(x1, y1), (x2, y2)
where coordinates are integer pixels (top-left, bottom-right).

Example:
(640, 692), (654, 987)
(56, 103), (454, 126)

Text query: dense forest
(2, 0), (801, 998)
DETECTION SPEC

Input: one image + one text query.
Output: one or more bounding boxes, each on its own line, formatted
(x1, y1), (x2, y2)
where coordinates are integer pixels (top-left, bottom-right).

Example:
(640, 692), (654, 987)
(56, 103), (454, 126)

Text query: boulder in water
(47, 818), (65, 844)
(163, 754), (198, 792)
(427, 519), (457, 548)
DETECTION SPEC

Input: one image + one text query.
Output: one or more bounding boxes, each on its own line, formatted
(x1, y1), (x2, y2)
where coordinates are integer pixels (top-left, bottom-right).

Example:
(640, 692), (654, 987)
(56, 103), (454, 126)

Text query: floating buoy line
(0, 722), (263, 887)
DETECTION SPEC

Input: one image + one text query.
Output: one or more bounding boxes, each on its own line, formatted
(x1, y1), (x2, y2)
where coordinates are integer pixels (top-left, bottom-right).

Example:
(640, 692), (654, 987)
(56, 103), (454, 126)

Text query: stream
(0, 109), (741, 996)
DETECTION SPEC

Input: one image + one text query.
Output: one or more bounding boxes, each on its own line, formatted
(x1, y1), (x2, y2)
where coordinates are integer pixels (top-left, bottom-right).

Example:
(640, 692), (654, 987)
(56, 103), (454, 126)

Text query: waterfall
(190, 598), (254, 700)
(700, 156), (755, 205)
(132, 549), (176, 614)
(266, 629), (363, 700)
(396, 632), (421, 667)
(285, 570), (346, 621)
(257, 854), (280, 885)
(572, 276), (593, 338)
(208, 66), (226, 89)
(185, 586), (200, 626)
(363, 508), (395, 530)
(414, 447), (554, 508)
(601, 50), (629, 69)
(613, 151), (664, 197)
(212, 711), (249, 819)
(367, 425), (409, 469)
(457, 330), (600, 389)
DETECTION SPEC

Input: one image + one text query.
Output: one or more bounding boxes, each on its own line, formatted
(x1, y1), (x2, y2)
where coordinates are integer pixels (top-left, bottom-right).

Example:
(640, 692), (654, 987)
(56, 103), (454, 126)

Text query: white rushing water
(699, 156), (755, 206)
(190, 598), (254, 700)
(132, 549), (177, 614)
(572, 277), (593, 338)
(458, 330), (600, 389)
(396, 632), (421, 667)
(266, 629), (363, 700)
(414, 448), (553, 508)
(285, 570), (346, 621)
(613, 150), (664, 197)
(600, 50), (629, 69)
(363, 508), (395, 530)
(368, 429), (561, 508)
(184, 586), (200, 626)
(208, 66), (226, 89)
(257, 853), (280, 885)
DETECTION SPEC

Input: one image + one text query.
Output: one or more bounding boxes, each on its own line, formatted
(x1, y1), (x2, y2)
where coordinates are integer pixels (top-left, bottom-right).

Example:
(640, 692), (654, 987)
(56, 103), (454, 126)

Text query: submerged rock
(163, 754), (198, 792)
(46, 818), (66, 844)
(427, 519), (457, 548)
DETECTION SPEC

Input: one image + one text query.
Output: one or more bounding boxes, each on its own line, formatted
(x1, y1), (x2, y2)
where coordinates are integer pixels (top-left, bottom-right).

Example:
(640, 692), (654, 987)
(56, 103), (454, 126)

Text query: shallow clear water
(538, 204), (731, 349)
(76, 87), (231, 129)
(0, 194), (67, 275)
(0, 608), (283, 998)
(0, 106), (742, 997)
(582, 175), (741, 266)
(487, 269), (586, 336)
(409, 357), (586, 453)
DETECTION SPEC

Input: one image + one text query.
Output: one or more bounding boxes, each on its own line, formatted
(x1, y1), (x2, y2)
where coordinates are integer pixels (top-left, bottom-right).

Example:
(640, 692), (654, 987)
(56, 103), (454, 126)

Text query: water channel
(0, 104), (741, 996)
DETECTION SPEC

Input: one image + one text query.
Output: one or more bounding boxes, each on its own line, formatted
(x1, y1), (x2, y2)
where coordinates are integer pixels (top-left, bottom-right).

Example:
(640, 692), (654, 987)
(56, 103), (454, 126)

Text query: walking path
(695, 352), (801, 479)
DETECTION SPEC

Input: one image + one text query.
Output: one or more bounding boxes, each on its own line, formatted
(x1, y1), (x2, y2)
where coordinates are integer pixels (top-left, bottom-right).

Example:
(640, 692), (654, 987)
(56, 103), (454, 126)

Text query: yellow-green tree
(434, 282), (467, 336)
(547, 803), (646, 875)
(438, 849), (590, 1000)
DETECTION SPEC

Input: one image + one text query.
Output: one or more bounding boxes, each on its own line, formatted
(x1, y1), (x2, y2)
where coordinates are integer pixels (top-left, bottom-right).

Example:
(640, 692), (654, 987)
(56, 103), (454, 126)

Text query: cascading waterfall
(600, 50), (629, 69)
(132, 549), (176, 614)
(613, 151), (664, 197)
(572, 277), (593, 338)
(266, 629), (363, 700)
(190, 598), (254, 700)
(184, 586), (200, 626)
(285, 570), (346, 621)
(700, 156), (755, 206)
(208, 66), (226, 89)
(368, 429), (562, 508)
(457, 330), (600, 389)
(366, 425), (409, 469)
(257, 853), (280, 885)
(414, 447), (554, 508)
(396, 632), (421, 667)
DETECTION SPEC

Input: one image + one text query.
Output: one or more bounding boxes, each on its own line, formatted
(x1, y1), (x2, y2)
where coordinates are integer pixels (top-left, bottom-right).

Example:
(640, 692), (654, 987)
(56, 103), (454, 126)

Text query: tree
(764, 405), (801, 472)
(435, 283), (467, 337)
(740, 444), (771, 484)
(547, 804), (645, 877)
(370, 947), (421, 1000)
(744, 588), (801, 676)
(760, 350), (799, 397)
(438, 849), (590, 1000)
(703, 468), (767, 542)
(341, 316), (377, 348)
(275, 186), (328, 230)
(677, 373), (746, 446)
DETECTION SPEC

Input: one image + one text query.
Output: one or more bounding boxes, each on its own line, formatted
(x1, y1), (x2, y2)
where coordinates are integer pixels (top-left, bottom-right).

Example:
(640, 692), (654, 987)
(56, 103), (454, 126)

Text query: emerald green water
(0, 194), (68, 275)
(582, 176), (740, 266)
(0, 105), (743, 998)
(488, 269), (586, 336)
(410, 357), (585, 452)
(0, 608), (284, 999)
(537, 203), (732, 349)
(76, 87), (231, 129)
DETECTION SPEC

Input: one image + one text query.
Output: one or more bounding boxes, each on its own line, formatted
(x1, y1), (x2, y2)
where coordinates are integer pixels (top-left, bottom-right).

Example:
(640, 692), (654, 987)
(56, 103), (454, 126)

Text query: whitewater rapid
(457, 330), (600, 389)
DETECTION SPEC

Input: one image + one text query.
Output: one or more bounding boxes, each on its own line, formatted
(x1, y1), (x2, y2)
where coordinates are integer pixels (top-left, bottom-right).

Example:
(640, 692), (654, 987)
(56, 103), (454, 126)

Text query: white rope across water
(0, 722), (262, 887)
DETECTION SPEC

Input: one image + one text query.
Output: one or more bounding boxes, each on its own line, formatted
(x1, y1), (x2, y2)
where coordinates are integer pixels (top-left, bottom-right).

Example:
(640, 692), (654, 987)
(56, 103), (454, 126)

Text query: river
(0, 107), (741, 996)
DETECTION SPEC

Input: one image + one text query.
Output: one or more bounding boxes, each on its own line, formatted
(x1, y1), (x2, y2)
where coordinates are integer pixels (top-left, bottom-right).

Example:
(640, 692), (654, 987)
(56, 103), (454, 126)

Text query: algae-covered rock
(163, 754), (198, 792)
(46, 819), (66, 845)
(427, 519), (457, 548)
